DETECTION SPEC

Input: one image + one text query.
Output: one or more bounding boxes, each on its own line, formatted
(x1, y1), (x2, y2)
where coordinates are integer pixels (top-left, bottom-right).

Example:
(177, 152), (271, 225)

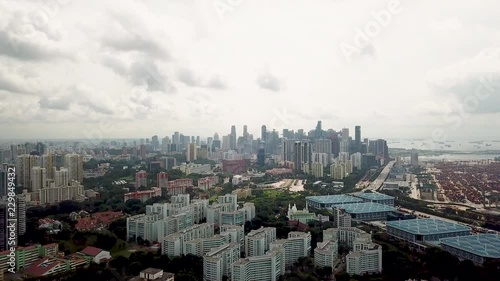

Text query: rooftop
(387, 218), (471, 235)
(353, 192), (394, 201)
(306, 195), (363, 205)
(439, 234), (500, 258)
(141, 268), (163, 274)
(336, 202), (396, 214)
(79, 246), (103, 256)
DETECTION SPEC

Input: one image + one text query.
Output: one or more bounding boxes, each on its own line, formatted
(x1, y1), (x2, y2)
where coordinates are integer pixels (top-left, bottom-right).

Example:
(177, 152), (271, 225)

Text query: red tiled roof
(25, 257), (60, 277)
(79, 246), (102, 256)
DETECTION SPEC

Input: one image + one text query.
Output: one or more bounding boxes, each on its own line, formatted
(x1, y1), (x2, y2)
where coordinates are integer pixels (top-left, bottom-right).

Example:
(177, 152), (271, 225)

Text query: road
(363, 160), (395, 192)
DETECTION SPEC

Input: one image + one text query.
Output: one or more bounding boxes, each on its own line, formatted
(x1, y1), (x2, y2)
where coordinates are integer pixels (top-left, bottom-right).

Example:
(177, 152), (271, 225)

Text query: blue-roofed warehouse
(386, 218), (471, 245)
(306, 195), (363, 209)
(440, 234), (500, 265)
(335, 202), (396, 221)
(352, 192), (395, 206)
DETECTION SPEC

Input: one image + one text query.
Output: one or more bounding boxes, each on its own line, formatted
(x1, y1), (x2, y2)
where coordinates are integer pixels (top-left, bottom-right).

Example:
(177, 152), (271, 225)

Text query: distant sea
(388, 139), (500, 161)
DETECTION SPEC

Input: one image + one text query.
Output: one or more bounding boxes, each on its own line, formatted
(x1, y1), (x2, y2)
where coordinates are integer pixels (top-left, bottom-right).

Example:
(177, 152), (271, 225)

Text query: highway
(363, 160), (395, 192)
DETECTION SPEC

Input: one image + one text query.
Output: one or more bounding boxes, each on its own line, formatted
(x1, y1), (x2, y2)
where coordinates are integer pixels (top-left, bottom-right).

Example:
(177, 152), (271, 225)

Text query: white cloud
(0, 0), (500, 140)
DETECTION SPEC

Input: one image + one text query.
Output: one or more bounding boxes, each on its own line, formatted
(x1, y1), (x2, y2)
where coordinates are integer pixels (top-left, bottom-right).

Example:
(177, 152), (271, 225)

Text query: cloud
(100, 9), (170, 59)
(0, 64), (50, 96)
(101, 56), (128, 76)
(129, 60), (175, 93)
(101, 56), (176, 93)
(256, 72), (282, 92)
(426, 48), (500, 114)
(177, 68), (202, 87)
(177, 68), (227, 90)
(206, 76), (227, 90)
(39, 95), (72, 110)
(0, 2), (71, 61)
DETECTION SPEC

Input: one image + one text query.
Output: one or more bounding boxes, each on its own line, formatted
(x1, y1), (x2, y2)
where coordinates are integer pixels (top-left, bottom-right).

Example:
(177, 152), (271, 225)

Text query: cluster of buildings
(126, 194), (255, 245)
(126, 171), (222, 202)
(0, 153), (87, 205)
(74, 211), (125, 232)
(0, 243), (111, 278)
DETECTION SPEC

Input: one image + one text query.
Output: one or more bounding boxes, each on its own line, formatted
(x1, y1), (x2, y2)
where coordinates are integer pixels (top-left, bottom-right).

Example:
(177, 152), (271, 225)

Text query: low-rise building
(287, 204), (317, 224)
(129, 268), (175, 281)
(124, 187), (162, 202)
(78, 246), (111, 264)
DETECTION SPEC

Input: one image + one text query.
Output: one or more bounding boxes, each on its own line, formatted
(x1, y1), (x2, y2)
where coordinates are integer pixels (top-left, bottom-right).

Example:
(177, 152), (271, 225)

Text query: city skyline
(1, 0), (500, 140)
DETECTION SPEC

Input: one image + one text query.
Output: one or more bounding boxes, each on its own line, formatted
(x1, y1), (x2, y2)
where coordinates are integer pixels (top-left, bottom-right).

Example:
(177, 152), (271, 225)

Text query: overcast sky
(1, 0), (499, 141)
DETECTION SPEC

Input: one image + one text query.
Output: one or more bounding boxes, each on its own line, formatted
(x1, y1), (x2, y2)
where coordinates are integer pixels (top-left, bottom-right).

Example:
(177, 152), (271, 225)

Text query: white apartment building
(312, 152), (330, 166)
(220, 225), (245, 251)
(314, 240), (338, 269)
(334, 209), (352, 228)
(127, 214), (161, 242)
(323, 227), (366, 248)
(346, 234), (382, 275)
(350, 153), (362, 170)
(161, 223), (215, 256)
(31, 167), (47, 192)
(245, 227), (277, 257)
(330, 164), (346, 180)
(30, 180), (85, 205)
(203, 243), (240, 281)
(54, 168), (69, 187)
(270, 232), (311, 267)
(231, 248), (285, 281)
(184, 234), (229, 257)
(218, 194), (238, 210)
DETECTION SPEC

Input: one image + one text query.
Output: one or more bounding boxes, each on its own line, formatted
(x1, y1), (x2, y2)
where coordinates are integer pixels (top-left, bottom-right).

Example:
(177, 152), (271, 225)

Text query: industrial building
(386, 219), (471, 246)
(352, 192), (395, 206)
(334, 202), (396, 221)
(439, 234), (500, 265)
(305, 195), (363, 209)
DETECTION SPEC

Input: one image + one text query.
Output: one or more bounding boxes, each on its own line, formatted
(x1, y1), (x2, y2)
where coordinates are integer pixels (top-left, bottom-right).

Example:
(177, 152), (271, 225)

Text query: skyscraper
(355, 126), (361, 152)
(31, 166), (47, 192)
(294, 141), (312, 171)
(230, 125), (237, 150)
(64, 154), (84, 183)
(257, 142), (265, 166)
(410, 151), (419, 166)
(0, 164), (9, 197)
(186, 143), (197, 162)
(135, 170), (148, 188)
(315, 121), (322, 138)
(341, 128), (350, 141)
(261, 125), (267, 142)
(214, 133), (220, 141)
(152, 135), (159, 150)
